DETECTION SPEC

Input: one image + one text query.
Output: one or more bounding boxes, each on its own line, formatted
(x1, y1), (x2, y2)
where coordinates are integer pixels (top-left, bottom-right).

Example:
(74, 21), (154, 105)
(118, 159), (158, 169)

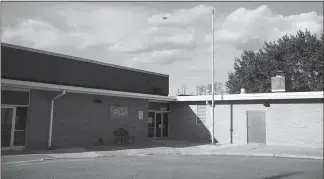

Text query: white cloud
(131, 49), (190, 64)
(148, 5), (214, 26)
(109, 5), (215, 64)
(56, 6), (151, 48)
(205, 5), (323, 49)
(2, 18), (69, 49)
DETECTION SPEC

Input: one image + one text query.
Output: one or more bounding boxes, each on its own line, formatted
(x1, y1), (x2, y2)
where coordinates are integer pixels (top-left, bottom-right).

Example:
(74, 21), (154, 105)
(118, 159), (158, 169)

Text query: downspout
(230, 104), (233, 144)
(48, 90), (66, 149)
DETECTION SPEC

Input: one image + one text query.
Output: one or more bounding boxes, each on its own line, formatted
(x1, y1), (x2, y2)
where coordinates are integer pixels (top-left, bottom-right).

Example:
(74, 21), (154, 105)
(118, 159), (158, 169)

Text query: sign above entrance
(149, 102), (171, 112)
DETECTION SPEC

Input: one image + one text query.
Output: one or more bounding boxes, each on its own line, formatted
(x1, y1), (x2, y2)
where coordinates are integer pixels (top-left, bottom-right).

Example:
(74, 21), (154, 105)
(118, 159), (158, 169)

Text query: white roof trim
(2, 79), (175, 102)
(1, 43), (169, 77)
(176, 92), (324, 101)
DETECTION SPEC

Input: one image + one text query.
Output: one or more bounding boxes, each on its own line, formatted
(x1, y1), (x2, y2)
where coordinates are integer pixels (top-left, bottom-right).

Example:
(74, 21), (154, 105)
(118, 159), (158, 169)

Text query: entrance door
(148, 112), (169, 140)
(247, 111), (266, 144)
(148, 112), (155, 138)
(1, 107), (15, 150)
(163, 113), (169, 137)
(155, 113), (162, 138)
(1, 106), (28, 151)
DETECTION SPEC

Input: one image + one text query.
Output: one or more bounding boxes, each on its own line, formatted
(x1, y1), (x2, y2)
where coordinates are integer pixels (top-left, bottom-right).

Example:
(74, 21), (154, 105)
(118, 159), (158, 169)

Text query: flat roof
(2, 78), (323, 102)
(175, 92), (324, 101)
(1, 43), (169, 77)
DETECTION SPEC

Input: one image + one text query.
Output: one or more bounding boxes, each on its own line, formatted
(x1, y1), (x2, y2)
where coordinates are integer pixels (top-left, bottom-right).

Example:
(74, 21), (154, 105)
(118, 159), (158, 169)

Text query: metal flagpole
(211, 9), (215, 144)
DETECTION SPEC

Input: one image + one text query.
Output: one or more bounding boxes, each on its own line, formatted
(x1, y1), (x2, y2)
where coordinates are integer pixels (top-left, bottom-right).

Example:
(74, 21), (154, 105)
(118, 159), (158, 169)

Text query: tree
(206, 82), (225, 95)
(196, 85), (206, 95)
(177, 84), (188, 95)
(226, 29), (324, 94)
(196, 82), (227, 95)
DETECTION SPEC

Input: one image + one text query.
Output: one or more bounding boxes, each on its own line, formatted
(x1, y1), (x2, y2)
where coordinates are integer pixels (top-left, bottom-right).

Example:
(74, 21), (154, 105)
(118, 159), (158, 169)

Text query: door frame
(1, 105), (28, 151)
(148, 110), (170, 140)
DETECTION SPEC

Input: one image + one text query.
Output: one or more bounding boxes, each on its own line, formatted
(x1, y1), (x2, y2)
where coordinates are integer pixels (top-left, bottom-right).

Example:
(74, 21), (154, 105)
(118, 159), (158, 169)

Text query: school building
(1, 43), (323, 151)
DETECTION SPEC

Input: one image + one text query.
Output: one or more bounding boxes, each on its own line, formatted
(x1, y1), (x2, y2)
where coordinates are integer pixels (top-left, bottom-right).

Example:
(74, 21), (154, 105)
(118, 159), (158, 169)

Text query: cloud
(56, 5), (152, 48)
(2, 18), (69, 49)
(131, 49), (190, 64)
(109, 5), (215, 64)
(148, 5), (214, 26)
(205, 5), (324, 50)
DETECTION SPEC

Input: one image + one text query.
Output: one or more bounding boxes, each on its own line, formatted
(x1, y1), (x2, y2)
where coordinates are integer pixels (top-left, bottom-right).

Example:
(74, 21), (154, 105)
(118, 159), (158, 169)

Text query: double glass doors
(1, 106), (28, 151)
(148, 112), (169, 140)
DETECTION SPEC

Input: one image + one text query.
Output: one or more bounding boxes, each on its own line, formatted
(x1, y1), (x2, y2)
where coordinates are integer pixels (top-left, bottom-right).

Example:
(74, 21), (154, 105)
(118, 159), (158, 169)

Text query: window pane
(1, 108), (13, 147)
(14, 130), (26, 146)
(15, 107), (28, 130)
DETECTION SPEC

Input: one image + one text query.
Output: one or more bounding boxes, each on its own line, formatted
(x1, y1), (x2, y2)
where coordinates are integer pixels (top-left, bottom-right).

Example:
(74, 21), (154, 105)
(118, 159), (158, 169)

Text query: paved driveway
(2, 155), (323, 179)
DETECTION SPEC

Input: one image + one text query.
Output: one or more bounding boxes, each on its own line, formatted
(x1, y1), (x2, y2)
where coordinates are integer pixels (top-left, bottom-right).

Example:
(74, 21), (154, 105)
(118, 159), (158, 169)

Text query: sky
(1, 1), (323, 96)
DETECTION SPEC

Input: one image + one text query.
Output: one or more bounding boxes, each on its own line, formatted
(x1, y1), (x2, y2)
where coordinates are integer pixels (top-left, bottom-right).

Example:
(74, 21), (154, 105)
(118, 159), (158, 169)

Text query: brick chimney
(271, 70), (286, 92)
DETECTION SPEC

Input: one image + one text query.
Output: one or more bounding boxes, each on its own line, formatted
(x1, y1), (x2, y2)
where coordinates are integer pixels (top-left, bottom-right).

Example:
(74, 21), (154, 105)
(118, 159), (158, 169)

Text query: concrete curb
(2, 158), (55, 165)
(208, 152), (323, 160)
(3, 151), (322, 164)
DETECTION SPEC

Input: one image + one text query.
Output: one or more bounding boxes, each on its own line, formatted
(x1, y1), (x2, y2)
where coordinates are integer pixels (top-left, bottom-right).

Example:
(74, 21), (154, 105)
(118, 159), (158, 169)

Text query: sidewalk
(2, 143), (323, 165)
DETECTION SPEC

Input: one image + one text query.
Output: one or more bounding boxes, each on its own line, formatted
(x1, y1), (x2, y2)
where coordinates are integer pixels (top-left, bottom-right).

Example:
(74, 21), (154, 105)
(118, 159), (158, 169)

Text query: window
(196, 105), (207, 125)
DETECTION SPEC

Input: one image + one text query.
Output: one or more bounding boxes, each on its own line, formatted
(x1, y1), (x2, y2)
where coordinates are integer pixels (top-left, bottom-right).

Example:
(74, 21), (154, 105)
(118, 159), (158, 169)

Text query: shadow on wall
(168, 102), (219, 144)
(2, 103), (220, 156)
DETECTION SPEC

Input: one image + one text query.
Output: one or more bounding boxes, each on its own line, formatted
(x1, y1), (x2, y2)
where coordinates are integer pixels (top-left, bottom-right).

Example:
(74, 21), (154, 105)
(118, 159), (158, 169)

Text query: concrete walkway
(2, 143), (323, 165)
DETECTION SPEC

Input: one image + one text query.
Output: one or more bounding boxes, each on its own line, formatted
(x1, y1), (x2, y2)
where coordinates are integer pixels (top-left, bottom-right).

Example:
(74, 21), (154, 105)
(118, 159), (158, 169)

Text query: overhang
(2, 79), (176, 102)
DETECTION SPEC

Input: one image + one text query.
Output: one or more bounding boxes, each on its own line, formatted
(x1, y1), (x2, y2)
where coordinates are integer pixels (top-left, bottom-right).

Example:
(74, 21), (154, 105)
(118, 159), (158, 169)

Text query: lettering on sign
(110, 105), (128, 118)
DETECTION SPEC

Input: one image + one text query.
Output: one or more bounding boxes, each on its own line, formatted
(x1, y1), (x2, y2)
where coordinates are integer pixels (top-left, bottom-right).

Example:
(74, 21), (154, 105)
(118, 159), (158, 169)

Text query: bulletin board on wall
(110, 104), (129, 118)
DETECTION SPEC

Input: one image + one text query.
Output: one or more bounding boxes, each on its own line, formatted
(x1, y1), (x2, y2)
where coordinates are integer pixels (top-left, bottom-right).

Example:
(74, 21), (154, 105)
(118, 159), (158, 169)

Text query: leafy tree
(196, 82), (227, 95)
(226, 30), (324, 94)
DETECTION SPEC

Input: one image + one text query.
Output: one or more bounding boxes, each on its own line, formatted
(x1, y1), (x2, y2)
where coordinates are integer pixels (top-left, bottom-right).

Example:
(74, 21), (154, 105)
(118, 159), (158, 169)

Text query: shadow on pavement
(260, 171), (303, 179)
(1, 140), (217, 156)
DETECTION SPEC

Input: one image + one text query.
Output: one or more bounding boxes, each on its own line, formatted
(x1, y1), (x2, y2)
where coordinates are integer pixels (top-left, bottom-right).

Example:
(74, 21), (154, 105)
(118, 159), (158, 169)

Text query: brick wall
(27, 90), (56, 149)
(27, 90), (149, 149)
(172, 99), (323, 148)
(266, 103), (323, 148)
(169, 102), (211, 142)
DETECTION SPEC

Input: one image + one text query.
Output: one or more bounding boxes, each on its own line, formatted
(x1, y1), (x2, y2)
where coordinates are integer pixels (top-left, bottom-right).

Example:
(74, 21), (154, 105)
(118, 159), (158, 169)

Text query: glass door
(1, 107), (15, 150)
(163, 113), (169, 137)
(155, 113), (162, 139)
(148, 112), (155, 139)
(1, 106), (28, 151)
(13, 107), (28, 147)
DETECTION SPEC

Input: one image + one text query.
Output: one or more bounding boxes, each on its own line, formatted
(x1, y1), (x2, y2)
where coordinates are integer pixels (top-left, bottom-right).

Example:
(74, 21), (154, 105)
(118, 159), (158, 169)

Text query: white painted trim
(1, 87), (30, 92)
(176, 91), (324, 101)
(2, 43), (169, 77)
(2, 79), (175, 102)
(10, 108), (16, 148)
(148, 100), (170, 103)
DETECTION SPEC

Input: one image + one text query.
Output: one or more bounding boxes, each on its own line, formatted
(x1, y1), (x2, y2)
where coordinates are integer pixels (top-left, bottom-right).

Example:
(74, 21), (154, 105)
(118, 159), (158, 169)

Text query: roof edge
(1, 43), (169, 78)
(2, 79), (175, 102)
(175, 92), (324, 101)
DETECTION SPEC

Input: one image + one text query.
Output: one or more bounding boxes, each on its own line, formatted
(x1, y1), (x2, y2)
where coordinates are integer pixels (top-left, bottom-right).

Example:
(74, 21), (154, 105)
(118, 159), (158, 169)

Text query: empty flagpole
(211, 9), (215, 145)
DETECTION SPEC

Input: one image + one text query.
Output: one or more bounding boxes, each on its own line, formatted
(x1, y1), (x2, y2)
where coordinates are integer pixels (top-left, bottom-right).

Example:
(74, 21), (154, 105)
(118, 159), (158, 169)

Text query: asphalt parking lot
(2, 155), (323, 179)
